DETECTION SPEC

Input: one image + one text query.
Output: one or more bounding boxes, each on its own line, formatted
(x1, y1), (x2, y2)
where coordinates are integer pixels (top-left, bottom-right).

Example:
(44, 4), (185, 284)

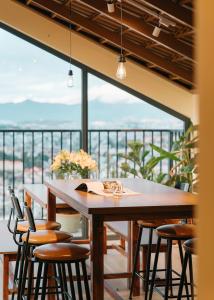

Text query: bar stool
(129, 219), (179, 300)
(148, 224), (195, 300)
(33, 243), (91, 299)
(8, 193), (61, 294)
(15, 205), (72, 300)
(177, 239), (196, 300)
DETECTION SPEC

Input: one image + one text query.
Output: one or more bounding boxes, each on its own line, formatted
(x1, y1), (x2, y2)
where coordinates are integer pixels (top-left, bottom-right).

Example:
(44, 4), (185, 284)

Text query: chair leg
(41, 263), (48, 300)
(34, 262), (43, 299)
(178, 240), (190, 300)
(144, 228), (153, 300)
(75, 261), (83, 300)
(129, 226), (143, 299)
(81, 260), (91, 300)
(164, 239), (172, 300)
(67, 263), (76, 300)
(148, 236), (161, 300)
(177, 252), (189, 300)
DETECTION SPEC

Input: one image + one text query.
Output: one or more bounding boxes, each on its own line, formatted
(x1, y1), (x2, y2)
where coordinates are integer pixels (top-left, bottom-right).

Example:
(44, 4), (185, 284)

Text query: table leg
(3, 254), (9, 300)
(47, 188), (56, 221)
(90, 215), (104, 300)
(128, 221), (140, 296)
(47, 189), (56, 300)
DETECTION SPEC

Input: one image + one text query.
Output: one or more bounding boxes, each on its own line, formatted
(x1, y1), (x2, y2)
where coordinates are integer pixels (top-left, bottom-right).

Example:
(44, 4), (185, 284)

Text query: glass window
(88, 73), (184, 178)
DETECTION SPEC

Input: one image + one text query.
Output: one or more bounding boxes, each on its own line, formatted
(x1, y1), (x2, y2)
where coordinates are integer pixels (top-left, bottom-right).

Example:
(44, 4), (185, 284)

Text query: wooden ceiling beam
(142, 0), (193, 28)
(76, 0), (193, 61)
(30, 0), (193, 83)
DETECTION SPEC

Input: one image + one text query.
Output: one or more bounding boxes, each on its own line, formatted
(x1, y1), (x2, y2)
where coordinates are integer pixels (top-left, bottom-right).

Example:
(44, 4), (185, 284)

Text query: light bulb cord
(120, 0), (123, 56)
(69, 1), (72, 70)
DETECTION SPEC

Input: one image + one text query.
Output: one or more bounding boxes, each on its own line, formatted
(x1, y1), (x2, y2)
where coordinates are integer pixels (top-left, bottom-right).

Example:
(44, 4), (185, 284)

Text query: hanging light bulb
(116, 0), (126, 80)
(67, 69), (74, 87)
(116, 53), (126, 80)
(67, 2), (74, 87)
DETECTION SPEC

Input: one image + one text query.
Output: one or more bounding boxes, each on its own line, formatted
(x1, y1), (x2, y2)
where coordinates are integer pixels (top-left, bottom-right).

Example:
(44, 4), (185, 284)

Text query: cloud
(88, 83), (139, 104)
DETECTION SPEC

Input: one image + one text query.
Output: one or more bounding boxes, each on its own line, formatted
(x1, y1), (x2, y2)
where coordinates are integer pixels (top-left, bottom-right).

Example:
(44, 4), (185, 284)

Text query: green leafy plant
(119, 141), (167, 183)
(150, 125), (199, 191)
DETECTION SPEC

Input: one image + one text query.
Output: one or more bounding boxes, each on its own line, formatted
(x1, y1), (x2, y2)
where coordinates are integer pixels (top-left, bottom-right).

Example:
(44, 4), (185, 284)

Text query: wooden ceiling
(14, 0), (195, 89)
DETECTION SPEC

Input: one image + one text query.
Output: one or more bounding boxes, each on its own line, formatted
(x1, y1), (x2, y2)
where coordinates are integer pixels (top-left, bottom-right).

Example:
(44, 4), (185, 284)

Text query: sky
(0, 27), (183, 129)
(0, 27), (139, 105)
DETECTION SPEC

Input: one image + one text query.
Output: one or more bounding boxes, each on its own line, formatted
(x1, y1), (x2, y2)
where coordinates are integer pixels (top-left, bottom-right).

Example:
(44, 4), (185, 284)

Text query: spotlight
(152, 26), (161, 37)
(107, 0), (116, 13)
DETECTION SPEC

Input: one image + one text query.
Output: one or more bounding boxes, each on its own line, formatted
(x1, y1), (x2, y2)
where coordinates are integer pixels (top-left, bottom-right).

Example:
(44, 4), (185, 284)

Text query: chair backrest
(24, 205), (36, 232)
(12, 196), (24, 220)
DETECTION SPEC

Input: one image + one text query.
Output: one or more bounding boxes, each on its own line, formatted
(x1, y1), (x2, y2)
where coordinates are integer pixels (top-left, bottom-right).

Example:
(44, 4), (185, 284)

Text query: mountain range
(0, 100), (182, 129)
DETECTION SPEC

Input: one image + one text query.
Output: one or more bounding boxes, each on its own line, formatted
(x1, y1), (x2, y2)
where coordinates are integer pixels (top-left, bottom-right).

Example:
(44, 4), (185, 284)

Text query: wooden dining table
(45, 178), (197, 300)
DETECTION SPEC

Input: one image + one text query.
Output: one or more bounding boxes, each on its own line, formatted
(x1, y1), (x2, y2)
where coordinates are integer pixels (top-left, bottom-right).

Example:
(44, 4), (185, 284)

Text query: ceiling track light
(152, 14), (176, 38)
(106, 0), (116, 13)
(152, 25), (161, 37)
(116, 0), (126, 80)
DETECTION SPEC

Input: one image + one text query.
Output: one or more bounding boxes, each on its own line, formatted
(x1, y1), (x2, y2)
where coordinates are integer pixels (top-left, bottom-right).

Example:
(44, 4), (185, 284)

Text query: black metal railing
(0, 129), (183, 219)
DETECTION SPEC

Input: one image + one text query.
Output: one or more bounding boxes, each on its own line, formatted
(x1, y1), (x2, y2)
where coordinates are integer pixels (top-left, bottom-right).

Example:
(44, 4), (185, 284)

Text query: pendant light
(67, 2), (74, 87)
(116, 0), (126, 80)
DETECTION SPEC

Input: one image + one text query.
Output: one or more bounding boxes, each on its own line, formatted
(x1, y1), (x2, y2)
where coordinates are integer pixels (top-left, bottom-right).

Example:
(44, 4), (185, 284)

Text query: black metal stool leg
(177, 252), (189, 300)
(41, 263), (48, 300)
(178, 240), (190, 300)
(53, 263), (60, 300)
(17, 244), (26, 300)
(164, 239), (172, 300)
(144, 228), (153, 300)
(148, 236), (161, 300)
(62, 263), (68, 297)
(76, 261), (83, 300)
(34, 262), (43, 299)
(189, 253), (194, 300)
(14, 242), (22, 282)
(19, 244), (30, 300)
(57, 263), (66, 300)
(67, 263), (76, 300)
(81, 260), (91, 300)
(26, 255), (34, 299)
(129, 226), (143, 299)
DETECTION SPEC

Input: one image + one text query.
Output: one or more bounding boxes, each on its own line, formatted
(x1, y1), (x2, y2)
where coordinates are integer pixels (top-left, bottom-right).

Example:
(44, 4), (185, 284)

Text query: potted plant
(51, 149), (97, 179)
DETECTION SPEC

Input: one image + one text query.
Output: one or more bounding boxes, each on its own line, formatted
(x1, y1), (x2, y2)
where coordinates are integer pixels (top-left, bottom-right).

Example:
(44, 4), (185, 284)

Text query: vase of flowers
(51, 149), (97, 179)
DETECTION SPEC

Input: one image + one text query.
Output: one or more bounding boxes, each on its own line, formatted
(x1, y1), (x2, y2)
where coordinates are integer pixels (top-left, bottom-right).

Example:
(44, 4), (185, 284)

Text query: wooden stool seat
(137, 219), (180, 228)
(22, 230), (72, 245)
(17, 220), (61, 232)
(183, 238), (196, 255)
(156, 224), (195, 239)
(34, 243), (90, 261)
